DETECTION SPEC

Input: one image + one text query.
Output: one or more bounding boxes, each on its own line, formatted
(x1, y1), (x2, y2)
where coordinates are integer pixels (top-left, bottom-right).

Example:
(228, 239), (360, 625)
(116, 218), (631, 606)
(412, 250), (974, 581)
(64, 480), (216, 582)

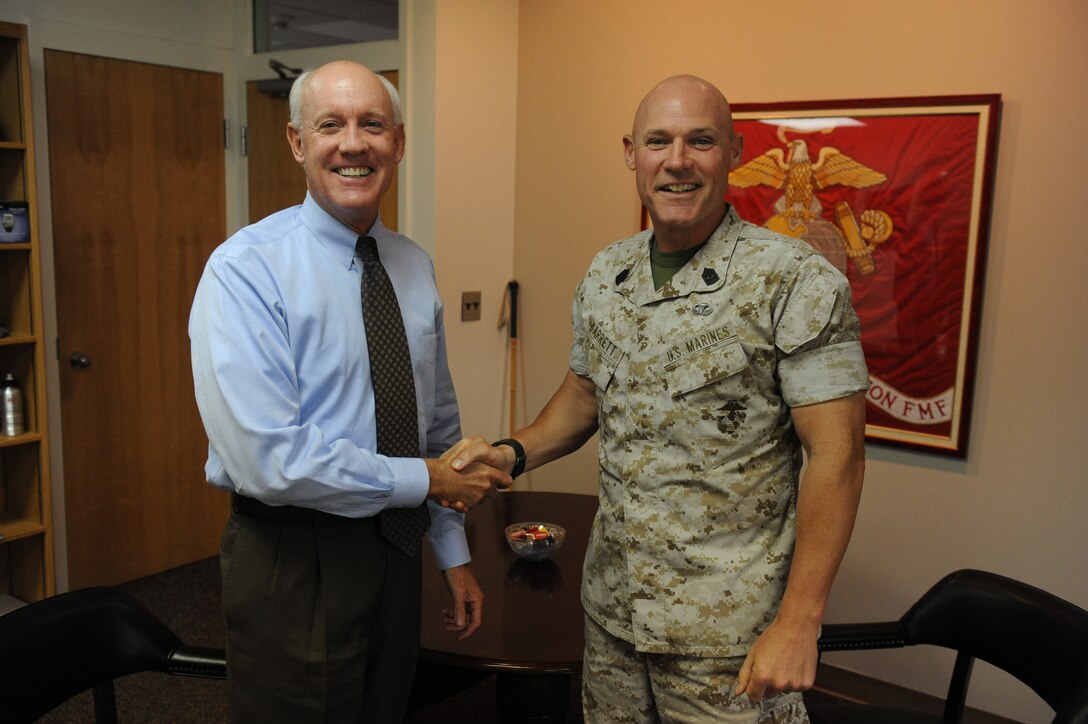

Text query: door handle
(69, 352), (92, 369)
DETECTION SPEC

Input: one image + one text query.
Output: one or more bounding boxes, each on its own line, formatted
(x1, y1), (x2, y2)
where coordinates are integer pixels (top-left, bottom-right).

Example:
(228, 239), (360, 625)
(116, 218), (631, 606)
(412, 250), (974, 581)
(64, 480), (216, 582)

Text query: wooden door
(45, 51), (229, 587)
(246, 70), (398, 228)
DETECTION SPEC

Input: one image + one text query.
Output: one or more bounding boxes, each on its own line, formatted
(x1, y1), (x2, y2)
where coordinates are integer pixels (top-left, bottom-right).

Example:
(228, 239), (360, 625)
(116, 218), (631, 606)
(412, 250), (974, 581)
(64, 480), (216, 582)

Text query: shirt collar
(299, 193), (391, 270)
(616, 205), (743, 307)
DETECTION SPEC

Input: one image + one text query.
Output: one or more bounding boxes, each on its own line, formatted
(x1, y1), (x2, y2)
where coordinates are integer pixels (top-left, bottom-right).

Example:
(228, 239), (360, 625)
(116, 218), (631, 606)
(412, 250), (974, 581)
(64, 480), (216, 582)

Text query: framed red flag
(726, 95), (1001, 457)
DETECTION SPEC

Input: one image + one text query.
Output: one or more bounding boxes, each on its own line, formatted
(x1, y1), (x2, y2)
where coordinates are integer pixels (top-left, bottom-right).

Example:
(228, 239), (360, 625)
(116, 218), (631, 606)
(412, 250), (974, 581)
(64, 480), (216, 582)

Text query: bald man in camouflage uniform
(452, 75), (867, 722)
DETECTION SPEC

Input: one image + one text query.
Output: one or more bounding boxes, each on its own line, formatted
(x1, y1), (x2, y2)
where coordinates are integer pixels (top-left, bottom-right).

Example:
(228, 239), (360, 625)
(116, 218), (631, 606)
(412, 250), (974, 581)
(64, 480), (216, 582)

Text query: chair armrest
(167, 645), (227, 679)
(817, 621), (908, 652)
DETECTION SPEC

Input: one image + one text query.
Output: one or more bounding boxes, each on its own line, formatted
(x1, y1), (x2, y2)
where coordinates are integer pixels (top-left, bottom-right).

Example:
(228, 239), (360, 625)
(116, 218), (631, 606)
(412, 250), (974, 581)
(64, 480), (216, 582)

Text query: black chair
(0, 586), (226, 723)
(810, 569), (1088, 724)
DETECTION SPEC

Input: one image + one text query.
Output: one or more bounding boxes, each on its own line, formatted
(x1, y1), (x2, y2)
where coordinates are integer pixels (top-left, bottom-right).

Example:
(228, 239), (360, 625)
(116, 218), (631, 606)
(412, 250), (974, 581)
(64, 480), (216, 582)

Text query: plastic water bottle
(1, 372), (24, 437)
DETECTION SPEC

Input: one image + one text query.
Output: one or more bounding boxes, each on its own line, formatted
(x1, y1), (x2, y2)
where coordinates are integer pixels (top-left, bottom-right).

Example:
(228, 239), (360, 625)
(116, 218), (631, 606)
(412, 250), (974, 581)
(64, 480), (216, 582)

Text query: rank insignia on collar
(701, 268), (719, 285)
(615, 269), (630, 285)
(693, 303), (712, 316)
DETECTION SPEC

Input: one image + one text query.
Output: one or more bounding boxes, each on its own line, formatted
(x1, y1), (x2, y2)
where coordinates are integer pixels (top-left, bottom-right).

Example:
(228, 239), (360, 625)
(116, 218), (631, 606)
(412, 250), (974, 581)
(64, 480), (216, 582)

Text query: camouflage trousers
(582, 615), (809, 724)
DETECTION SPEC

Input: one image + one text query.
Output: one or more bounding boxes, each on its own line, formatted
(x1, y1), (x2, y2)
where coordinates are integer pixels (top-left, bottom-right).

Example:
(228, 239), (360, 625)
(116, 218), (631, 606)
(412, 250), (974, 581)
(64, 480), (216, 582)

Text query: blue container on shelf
(0, 201), (29, 242)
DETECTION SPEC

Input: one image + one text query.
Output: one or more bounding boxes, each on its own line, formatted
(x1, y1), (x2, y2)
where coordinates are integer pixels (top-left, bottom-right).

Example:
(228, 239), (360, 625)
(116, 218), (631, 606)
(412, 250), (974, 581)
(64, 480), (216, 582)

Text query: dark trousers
(221, 503), (422, 723)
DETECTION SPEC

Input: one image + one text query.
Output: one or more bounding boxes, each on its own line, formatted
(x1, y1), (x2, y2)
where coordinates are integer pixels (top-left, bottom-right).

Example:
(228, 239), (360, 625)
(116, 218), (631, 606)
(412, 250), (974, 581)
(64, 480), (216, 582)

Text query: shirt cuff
(428, 504), (471, 569)
(386, 456), (430, 508)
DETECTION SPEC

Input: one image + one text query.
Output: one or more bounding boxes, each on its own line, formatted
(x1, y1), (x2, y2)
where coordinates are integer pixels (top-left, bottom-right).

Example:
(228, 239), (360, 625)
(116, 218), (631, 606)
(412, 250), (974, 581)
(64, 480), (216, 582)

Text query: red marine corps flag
(726, 96), (1000, 456)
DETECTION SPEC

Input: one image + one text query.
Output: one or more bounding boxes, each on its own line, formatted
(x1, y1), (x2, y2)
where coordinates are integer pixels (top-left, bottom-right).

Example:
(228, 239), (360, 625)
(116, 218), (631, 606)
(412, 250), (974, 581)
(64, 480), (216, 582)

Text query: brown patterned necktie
(356, 236), (431, 556)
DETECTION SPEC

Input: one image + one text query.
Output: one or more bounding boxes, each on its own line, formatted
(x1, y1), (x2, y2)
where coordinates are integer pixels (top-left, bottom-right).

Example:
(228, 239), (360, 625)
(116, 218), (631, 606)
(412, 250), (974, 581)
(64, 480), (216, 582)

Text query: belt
(231, 493), (367, 526)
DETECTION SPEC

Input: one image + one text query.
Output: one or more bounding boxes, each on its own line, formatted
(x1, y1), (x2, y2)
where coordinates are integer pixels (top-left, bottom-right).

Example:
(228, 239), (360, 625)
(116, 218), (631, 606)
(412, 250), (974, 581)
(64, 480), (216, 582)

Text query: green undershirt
(650, 237), (705, 290)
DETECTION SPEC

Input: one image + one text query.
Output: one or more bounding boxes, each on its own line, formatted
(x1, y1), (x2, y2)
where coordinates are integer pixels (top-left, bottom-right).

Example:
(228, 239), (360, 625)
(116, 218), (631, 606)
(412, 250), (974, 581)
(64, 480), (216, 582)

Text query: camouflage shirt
(570, 206), (869, 656)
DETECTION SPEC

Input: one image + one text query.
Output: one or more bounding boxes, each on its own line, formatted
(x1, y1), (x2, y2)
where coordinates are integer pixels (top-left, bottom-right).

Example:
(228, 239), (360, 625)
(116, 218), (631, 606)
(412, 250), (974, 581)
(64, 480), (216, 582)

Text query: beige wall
(504, 1), (1088, 721)
(431, 1), (519, 442)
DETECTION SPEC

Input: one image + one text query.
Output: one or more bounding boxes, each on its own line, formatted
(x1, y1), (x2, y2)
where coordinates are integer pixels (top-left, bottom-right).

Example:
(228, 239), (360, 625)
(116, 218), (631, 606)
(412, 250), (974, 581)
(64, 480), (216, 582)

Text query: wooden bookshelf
(0, 20), (54, 611)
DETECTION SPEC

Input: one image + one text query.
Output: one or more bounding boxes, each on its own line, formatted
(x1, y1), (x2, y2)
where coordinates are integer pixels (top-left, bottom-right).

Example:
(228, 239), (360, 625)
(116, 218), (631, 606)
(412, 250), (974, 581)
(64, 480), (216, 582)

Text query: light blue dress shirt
(189, 194), (468, 569)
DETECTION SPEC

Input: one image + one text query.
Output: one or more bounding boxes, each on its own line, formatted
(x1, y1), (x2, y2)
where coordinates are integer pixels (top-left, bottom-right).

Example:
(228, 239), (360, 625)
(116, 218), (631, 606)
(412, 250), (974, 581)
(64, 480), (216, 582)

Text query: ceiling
(256, 0), (399, 52)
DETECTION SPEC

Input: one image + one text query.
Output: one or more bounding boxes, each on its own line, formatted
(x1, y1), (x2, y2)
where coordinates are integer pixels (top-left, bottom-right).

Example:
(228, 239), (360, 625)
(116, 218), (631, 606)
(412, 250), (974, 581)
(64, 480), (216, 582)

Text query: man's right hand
(430, 371), (600, 512)
(424, 449), (510, 512)
(446, 435), (515, 475)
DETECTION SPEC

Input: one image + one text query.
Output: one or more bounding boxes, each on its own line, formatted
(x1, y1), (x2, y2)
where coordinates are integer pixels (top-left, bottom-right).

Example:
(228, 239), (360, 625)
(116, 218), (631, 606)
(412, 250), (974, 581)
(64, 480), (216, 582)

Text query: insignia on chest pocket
(692, 303), (712, 316)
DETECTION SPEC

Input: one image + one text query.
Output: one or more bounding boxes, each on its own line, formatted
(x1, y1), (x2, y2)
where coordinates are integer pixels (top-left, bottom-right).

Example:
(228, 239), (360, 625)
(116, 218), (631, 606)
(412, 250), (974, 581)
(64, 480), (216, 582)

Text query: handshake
(424, 436), (517, 512)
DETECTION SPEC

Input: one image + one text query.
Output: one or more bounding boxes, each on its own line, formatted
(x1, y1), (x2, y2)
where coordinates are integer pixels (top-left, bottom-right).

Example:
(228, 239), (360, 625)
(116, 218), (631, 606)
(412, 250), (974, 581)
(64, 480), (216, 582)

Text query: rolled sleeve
(779, 339), (869, 407)
(775, 256), (869, 407)
(568, 278), (590, 376)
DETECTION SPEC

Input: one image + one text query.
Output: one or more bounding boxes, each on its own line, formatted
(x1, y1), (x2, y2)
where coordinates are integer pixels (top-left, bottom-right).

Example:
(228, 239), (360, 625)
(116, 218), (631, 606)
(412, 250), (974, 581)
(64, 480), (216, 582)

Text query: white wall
(508, 2), (1088, 721)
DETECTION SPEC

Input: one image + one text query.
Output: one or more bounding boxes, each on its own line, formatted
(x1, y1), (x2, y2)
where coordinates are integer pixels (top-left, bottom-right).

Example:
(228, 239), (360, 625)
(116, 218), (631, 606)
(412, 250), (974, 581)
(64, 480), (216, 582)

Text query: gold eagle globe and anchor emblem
(729, 129), (894, 275)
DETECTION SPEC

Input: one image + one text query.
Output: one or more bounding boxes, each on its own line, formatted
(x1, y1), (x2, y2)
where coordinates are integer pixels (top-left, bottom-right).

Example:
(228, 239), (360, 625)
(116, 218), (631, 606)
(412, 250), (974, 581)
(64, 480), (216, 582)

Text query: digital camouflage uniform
(570, 206), (868, 718)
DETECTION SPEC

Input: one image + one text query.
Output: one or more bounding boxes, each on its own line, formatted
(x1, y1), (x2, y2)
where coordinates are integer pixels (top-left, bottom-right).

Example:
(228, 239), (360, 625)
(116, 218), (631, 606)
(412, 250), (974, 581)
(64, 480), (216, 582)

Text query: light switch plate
(461, 291), (481, 321)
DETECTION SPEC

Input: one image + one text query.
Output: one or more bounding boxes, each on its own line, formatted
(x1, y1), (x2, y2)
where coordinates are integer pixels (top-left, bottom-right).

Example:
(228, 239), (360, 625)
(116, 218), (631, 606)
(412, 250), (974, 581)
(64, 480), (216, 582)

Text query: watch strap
(492, 438), (526, 479)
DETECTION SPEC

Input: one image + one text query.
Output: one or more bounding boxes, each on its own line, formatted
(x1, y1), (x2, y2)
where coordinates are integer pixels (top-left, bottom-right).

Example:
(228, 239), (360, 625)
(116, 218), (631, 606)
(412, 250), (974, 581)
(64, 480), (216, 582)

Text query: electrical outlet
(461, 291), (481, 321)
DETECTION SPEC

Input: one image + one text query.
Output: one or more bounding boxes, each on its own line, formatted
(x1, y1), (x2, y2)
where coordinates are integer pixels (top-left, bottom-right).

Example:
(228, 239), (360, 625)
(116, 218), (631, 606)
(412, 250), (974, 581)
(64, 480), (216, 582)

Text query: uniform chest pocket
(664, 334), (748, 396)
(664, 334), (751, 469)
(586, 329), (625, 392)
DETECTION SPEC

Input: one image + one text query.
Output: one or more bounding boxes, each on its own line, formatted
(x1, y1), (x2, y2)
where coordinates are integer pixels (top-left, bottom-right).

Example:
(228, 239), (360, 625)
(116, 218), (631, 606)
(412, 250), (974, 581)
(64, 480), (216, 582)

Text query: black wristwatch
(492, 438), (526, 479)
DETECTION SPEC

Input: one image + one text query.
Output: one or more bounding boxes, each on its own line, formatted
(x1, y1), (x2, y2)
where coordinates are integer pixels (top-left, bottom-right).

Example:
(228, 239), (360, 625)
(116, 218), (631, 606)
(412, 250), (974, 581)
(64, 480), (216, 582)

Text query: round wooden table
(418, 491), (599, 723)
